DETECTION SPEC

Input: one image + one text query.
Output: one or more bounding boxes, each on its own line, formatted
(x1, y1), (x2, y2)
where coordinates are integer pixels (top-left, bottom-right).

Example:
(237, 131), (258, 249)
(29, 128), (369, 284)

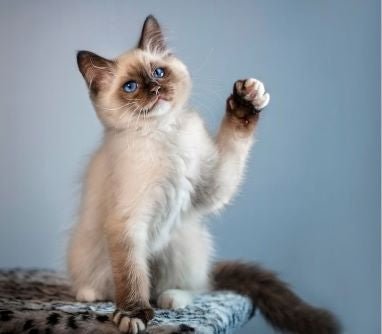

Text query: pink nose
(150, 86), (161, 95)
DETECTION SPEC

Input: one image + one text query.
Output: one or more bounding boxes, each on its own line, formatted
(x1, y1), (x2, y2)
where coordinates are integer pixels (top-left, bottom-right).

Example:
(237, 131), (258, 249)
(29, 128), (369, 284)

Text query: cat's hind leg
(152, 219), (213, 310)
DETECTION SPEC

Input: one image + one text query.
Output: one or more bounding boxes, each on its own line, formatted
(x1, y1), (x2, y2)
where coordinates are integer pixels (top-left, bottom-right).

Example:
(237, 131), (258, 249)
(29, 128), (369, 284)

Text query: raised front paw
(225, 78), (269, 132)
(112, 307), (154, 334)
(232, 78), (270, 111)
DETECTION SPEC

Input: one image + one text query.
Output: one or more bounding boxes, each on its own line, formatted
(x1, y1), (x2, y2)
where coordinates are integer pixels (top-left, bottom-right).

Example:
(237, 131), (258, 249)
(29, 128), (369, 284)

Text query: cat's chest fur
(148, 133), (196, 251)
(106, 111), (209, 252)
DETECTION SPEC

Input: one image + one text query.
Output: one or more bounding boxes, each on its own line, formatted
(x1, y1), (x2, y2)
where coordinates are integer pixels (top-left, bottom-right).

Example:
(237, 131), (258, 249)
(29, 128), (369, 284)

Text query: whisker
(95, 101), (138, 111)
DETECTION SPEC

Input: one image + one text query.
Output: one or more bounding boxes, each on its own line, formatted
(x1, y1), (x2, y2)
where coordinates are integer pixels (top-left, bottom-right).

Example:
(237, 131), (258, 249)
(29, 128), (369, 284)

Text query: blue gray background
(0, 1), (380, 333)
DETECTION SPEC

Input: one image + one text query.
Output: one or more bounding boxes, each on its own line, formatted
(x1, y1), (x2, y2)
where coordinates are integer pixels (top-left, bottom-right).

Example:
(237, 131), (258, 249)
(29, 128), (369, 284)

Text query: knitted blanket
(0, 269), (254, 334)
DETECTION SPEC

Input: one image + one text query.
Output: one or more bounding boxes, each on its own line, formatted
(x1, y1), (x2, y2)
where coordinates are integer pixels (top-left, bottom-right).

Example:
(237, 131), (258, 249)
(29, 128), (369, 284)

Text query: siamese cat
(68, 15), (340, 334)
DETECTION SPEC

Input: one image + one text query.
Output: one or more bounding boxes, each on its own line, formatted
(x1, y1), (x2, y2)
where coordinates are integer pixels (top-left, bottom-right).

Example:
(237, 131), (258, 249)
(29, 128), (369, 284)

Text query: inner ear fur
(77, 51), (115, 94)
(137, 15), (167, 53)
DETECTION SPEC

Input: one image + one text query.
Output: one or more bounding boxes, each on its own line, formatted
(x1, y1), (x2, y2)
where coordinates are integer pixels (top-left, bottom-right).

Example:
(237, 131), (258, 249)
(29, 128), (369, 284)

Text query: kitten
(68, 15), (340, 334)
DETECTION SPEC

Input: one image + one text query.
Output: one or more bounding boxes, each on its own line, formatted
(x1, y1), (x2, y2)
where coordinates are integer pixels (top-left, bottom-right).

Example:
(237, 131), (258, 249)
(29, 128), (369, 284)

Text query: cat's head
(77, 15), (191, 130)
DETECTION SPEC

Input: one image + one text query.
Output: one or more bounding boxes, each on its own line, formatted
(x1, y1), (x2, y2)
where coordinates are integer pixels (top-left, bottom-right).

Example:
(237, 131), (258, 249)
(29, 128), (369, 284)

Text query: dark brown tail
(212, 261), (341, 334)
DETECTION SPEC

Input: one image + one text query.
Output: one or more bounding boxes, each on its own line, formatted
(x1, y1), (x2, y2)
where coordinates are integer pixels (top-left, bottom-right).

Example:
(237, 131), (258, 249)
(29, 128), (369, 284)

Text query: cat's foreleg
(198, 78), (270, 213)
(105, 214), (154, 334)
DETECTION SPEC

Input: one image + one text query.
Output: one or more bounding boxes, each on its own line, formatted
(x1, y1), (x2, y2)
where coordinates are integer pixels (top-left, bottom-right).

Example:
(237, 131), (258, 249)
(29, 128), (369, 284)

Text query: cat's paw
(157, 289), (193, 309)
(112, 308), (154, 334)
(226, 78), (269, 133)
(76, 287), (103, 302)
(232, 78), (270, 111)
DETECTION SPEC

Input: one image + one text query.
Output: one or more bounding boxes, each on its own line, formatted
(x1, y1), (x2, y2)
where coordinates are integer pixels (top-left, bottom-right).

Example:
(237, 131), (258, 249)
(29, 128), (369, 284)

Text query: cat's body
(68, 15), (340, 334)
(68, 110), (219, 303)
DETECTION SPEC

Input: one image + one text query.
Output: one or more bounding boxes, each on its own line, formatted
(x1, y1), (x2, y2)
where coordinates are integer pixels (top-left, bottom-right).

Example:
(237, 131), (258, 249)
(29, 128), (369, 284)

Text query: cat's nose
(150, 85), (161, 96)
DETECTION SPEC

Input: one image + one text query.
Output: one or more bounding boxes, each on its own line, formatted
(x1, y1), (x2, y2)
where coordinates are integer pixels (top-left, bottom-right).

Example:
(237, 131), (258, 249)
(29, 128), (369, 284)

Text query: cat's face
(77, 16), (191, 130)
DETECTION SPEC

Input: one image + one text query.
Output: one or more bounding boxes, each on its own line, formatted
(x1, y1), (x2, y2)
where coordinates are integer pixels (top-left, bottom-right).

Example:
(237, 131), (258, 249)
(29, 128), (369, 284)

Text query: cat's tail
(212, 261), (341, 334)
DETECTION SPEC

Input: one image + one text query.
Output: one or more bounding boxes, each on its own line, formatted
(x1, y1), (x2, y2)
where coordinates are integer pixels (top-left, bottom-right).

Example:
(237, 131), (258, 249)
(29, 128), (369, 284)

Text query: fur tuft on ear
(77, 51), (115, 95)
(138, 15), (167, 53)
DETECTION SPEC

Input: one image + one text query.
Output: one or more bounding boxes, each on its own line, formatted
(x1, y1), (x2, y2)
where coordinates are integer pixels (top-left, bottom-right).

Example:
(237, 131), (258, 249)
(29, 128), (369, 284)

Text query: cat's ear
(138, 15), (167, 53)
(77, 51), (115, 94)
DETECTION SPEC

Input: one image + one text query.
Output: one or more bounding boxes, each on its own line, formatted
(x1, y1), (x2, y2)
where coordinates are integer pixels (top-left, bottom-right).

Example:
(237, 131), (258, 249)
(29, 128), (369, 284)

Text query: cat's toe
(120, 316), (145, 334)
(113, 308), (154, 334)
(255, 91), (270, 110)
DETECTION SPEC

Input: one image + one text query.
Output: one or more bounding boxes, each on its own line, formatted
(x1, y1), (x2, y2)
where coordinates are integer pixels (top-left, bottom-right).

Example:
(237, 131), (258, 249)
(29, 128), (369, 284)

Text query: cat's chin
(149, 99), (172, 117)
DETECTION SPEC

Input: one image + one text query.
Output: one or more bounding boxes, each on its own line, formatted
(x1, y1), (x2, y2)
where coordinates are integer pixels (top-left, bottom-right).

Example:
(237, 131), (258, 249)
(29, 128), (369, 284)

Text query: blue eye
(123, 81), (137, 93)
(153, 67), (165, 78)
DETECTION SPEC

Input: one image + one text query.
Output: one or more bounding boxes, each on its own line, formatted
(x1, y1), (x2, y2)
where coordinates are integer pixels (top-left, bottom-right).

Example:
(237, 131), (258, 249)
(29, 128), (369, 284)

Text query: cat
(68, 15), (340, 334)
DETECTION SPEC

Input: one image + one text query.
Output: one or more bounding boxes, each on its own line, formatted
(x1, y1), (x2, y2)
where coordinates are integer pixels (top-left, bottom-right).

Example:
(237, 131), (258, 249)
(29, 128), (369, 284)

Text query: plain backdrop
(0, 1), (380, 333)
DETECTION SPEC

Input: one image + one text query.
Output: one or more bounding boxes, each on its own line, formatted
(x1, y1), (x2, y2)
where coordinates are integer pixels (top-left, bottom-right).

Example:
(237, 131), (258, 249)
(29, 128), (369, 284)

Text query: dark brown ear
(77, 51), (115, 95)
(138, 15), (167, 53)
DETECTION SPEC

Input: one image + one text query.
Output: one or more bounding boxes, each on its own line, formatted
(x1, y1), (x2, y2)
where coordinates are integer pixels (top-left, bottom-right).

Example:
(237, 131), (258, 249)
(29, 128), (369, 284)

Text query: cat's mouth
(145, 96), (170, 113)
